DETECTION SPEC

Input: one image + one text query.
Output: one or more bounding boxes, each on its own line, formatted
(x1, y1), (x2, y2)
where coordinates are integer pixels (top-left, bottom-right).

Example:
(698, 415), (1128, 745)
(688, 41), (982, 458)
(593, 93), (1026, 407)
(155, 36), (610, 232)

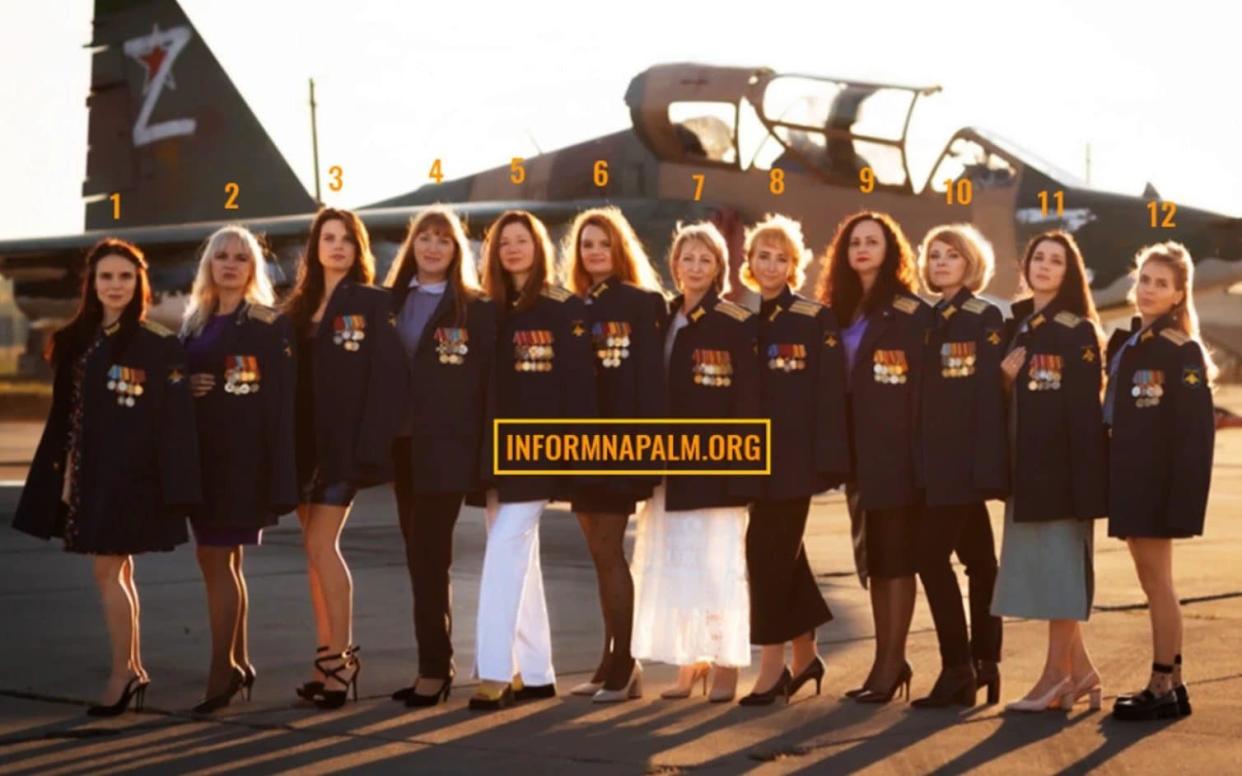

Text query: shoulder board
(540, 285), (572, 302)
(715, 300), (752, 321)
(140, 319), (173, 337)
(1054, 311), (1082, 328)
(246, 304), (279, 324)
(892, 296), (919, 315)
(1160, 328), (1190, 346)
(961, 298), (988, 314)
(790, 300), (823, 317)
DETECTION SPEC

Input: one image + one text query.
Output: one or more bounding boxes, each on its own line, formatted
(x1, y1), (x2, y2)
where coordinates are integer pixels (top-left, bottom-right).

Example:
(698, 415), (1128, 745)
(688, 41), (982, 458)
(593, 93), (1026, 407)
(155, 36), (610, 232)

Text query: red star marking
(140, 45), (167, 84)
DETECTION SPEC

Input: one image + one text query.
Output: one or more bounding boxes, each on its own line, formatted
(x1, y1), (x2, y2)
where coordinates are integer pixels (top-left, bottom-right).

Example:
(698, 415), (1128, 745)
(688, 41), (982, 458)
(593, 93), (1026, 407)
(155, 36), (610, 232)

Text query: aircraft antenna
(1085, 142), (1092, 186)
(526, 130), (544, 156)
(310, 78), (322, 204)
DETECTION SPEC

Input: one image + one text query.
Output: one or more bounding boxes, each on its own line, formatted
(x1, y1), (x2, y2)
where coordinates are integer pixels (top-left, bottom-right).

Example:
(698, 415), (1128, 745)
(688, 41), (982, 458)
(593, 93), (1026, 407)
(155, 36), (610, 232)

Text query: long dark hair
(48, 238), (151, 367)
(815, 211), (917, 327)
(1018, 230), (1099, 323)
(480, 210), (557, 314)
(385, 207), (481, 327)
(283, 207), (376, 332)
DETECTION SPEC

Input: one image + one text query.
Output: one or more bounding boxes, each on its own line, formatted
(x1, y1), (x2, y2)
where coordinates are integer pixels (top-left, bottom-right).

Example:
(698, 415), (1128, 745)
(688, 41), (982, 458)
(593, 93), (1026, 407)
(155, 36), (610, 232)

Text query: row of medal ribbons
(1132, 369), (1164, 408)
(434, 327), (469, 365)
(940, 342), (976, 378)
(874, 349), (909, 384)
(106, 365), (146, 406)
(593, 321), (631, 368)
(766, 343), (807, 372)
(333, 315), (367, 351)
(513, 330), (554, 372)
(224, 355), (261, 394)
(1027, 354), (1063, 391)
(692, 349), (732, 387)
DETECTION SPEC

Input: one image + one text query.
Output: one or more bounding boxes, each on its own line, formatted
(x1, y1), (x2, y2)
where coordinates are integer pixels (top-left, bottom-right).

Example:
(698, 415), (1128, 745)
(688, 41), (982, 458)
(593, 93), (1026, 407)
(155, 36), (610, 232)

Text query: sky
(1, 0), (1239, 240)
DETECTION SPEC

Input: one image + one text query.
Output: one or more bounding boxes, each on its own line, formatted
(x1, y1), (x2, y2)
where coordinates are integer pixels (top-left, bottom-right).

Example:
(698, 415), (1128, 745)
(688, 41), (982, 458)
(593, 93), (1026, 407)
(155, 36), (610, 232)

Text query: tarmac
(0, 390), (1239, 774)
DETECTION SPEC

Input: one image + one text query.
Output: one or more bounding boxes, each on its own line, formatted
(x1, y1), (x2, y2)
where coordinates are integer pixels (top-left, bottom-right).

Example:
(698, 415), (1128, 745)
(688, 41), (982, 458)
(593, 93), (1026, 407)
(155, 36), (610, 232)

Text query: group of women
(13, 203), (1215, 725)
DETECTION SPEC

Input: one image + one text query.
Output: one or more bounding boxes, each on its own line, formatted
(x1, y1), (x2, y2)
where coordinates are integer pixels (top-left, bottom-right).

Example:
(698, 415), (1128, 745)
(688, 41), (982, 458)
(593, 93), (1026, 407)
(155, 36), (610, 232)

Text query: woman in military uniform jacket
(1105, 242), (1215, 722)
(179, 225), (297, 712)
(631, 221), (758, 704)
(563, 207), (667, 702)
(737, 214), (847, 706)
(815, 211), (931, 704)
(15, 238), (199, 716)
(911, 224), (1006, 709)
(283, 208), (406, 709)
(469, 210), (596, 710)
(992, 230), (1106, 713)
(385, 207), (497, 708)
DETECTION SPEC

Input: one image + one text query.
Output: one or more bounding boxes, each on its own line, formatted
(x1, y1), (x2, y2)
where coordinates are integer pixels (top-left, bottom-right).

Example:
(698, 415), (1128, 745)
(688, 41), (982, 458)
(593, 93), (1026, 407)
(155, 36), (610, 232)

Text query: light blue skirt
(991, 498), (1094, 621)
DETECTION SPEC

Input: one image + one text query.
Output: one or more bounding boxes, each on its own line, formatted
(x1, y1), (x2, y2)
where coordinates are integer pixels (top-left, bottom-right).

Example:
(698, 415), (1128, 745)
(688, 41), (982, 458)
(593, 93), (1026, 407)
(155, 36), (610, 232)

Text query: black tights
(577, 513), (635, 690)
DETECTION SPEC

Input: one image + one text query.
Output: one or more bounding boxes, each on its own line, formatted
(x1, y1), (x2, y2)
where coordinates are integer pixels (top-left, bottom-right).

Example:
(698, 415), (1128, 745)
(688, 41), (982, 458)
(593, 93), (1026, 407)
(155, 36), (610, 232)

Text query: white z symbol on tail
(123, 23), (196, 147)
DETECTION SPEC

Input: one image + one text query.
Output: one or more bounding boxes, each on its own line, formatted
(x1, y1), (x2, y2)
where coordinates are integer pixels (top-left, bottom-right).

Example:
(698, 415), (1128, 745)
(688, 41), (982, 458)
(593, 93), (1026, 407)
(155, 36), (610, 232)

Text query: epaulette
(962, 298), (989, 314)
(247, 304), (279, 324)
(892, 296), (919, 315)
(1054, 311), (1082, 328)
(541, 285), (572, 302)
(790, 299), (823, 317)
(1160, 328), (1190, 346)
(140, 319), (174, 337)
(715, 300), (752, 321)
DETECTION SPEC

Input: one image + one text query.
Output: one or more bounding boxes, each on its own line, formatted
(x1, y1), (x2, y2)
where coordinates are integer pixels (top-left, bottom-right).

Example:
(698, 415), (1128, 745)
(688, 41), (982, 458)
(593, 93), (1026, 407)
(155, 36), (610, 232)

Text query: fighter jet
(2, 0), (1239, 378)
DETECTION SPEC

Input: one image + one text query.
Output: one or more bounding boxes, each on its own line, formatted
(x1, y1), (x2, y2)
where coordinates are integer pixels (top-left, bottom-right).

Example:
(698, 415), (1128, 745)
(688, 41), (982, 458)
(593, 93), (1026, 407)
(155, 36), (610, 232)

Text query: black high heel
(406, 675), (453, 708)
(787, 657), (826, 700)
(739, 667), (792, 706)
(313, 646), (361, 710)
(192, 667), (245, 714)
(975, 659), (1001, 705)
(911, 664), (976, 709)
(87, 676), (148, 717)
(855, 662), (913, 704)
(295, 645), (330, 702)
(241, 664), (256, 701)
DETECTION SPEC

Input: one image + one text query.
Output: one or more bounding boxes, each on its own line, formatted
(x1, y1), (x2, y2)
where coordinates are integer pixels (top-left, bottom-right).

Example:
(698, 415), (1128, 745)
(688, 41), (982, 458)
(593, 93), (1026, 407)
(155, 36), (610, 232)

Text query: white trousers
(474, 495), (555, 685)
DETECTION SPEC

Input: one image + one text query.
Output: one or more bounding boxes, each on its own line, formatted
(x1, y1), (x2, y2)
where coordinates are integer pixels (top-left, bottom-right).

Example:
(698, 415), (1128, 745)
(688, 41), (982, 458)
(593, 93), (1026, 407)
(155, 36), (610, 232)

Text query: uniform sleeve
(474, 302), (500, 494)
(636, 291), (668, 419)
(908, 305), (933, 489)
(728, 315), (764, 499)
(1063, 322), (1108, 519)
(971, 306), (1009, 498)
(353, 293), (409, 485)
(266, 316), (298, 516)
(814, 309), (850, 486)
(158, 336), (201, 511)
(558, 297), (601, 496)
(1165, 342), (1215, 524)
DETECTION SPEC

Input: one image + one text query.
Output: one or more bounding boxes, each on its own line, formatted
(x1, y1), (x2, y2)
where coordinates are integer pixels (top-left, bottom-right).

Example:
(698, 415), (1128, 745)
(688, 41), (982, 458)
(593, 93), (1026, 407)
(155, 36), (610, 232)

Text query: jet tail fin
(83, 0), (315, 229)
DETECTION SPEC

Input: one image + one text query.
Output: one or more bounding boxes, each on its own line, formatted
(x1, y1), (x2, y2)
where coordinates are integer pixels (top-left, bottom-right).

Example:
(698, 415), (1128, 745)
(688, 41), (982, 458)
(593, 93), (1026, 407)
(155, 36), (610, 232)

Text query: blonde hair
(918, 223), (995, 295)
(1130, 241), (1219, 383)
(740, 213), (811, 292)
(667, 221), (730, 295)
(181, 225), (276, 337)
(564, 207), (663, 295)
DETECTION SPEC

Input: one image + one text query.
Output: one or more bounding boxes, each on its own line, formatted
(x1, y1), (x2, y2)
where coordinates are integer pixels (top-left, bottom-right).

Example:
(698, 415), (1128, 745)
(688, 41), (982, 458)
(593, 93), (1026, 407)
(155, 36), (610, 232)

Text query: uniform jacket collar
(759, 286), (795, 319)
(674, 287), (719, 326)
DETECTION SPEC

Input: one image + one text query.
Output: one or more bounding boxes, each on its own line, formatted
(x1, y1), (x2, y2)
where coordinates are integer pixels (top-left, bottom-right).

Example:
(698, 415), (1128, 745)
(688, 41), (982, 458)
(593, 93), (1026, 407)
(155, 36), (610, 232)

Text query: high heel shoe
(241, 664), (256, 702)
(660, 663), (710, 699)
(975, 659), (1001, 705)
(468, 681), (515, 711)
(313, 646), (361, 710)
(1003, 676), (1072, 712)
(87, 675), (148, 717)
(787, 657), (825, 701)
(708, 667), (739, 703)
(911, 664), (977, 709)
(738, 667), (792, 707)
(296, 645), (330, 702)
(406, 675), (453, 708)
(192, 667), (246, 714)
(855, 662), (913, 704)
(1063, 670), (1103, 710)
(593, 664), (643, 703)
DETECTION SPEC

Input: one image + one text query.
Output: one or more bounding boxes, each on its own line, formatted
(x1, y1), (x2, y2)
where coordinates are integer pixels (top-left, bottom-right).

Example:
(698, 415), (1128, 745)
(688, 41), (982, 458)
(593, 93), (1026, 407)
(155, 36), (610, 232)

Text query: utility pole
(310, 78), (322, 205)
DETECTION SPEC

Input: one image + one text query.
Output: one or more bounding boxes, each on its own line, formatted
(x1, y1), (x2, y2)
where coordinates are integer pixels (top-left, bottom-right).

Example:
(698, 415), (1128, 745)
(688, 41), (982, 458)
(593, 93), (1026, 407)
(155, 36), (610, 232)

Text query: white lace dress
(630, 484), (751, 667)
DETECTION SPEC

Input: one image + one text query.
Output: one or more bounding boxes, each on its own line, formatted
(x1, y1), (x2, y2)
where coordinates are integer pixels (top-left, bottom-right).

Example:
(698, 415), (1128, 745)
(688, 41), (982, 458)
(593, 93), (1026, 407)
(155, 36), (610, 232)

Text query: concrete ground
(0, 391), (1239, 774)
